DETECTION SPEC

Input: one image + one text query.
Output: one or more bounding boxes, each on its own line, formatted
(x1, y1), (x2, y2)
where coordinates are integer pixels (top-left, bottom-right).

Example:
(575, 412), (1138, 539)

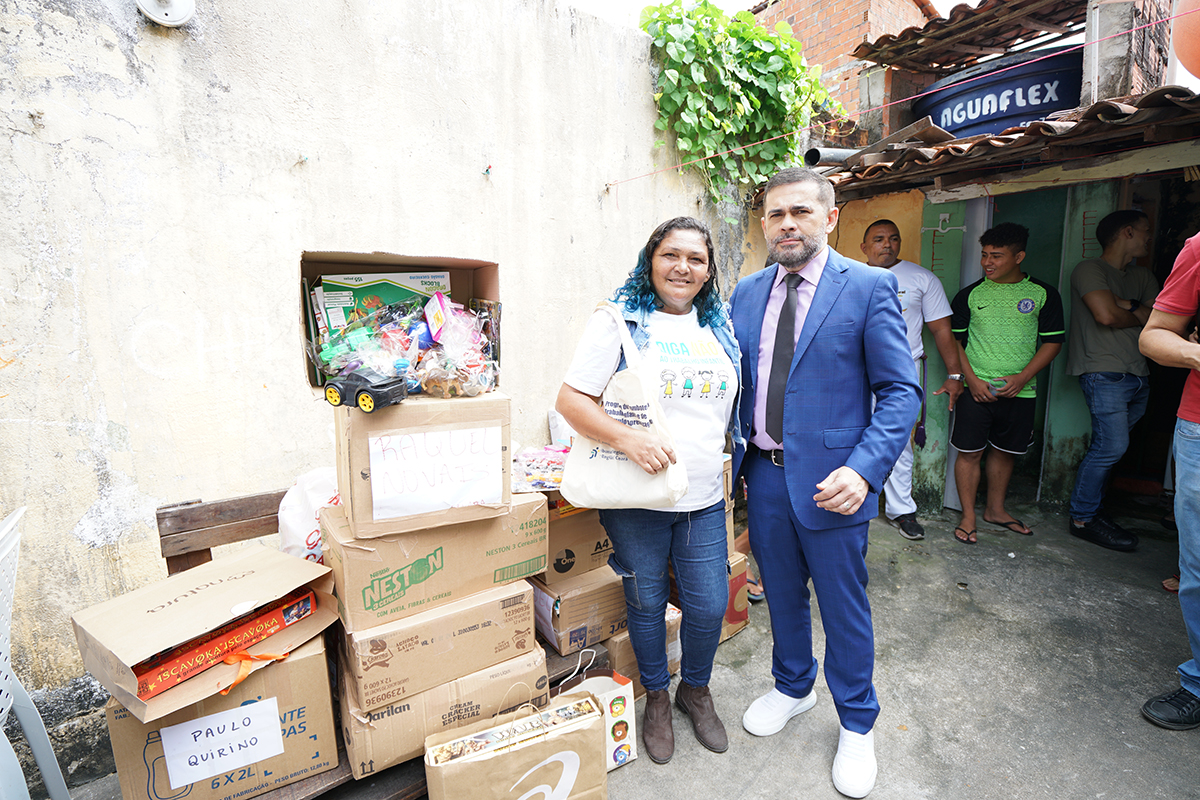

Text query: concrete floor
(609, 494), (1194, 800)
(67, 493), (1195, 800)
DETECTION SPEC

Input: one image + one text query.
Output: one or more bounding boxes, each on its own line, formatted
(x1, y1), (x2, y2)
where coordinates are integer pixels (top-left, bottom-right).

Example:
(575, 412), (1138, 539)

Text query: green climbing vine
(641, 0), (843, 205)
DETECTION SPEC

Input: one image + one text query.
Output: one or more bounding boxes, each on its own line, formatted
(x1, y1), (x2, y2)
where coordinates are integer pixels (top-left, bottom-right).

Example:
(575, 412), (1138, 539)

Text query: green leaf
(724, 216), (738, 225)
(690, 62), (705, 83)
(666, 41), (684, 61)
(663, 68), (680, 85)
(678, 136), (692, 152)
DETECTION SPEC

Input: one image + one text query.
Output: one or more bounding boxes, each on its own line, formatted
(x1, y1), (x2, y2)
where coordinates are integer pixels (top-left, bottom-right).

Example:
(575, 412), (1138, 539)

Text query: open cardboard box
(106, 635), (336, 800)
(300, 252), (499, 390)
(72, 548), (337, 723)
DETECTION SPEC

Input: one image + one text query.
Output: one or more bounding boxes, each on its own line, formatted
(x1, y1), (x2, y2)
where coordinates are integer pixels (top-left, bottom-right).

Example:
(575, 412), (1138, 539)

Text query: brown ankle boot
(642, 689), (674, 763)
(675, 681), (728, 753)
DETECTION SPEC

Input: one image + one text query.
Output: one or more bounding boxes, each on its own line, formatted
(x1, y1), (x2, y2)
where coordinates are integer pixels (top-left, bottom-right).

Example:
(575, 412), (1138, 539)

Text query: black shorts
(950, 392), (1036, 454)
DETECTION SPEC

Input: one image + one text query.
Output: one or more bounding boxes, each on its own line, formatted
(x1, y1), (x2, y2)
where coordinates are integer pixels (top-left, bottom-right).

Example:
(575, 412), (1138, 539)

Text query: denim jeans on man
(1069, 372), (1150, 521)
(1173, 419), (1200, 696)
(598, 501), (728, 692)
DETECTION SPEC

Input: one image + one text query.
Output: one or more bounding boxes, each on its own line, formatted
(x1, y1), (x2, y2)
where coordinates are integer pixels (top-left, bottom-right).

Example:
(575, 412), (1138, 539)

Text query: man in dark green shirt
(949, 223), (1065, 544)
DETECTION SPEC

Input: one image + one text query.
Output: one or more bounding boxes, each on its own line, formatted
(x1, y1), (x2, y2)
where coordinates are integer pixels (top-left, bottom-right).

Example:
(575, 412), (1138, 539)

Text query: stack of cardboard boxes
(319, 393), (556, 779)
(73, 549), (342, 800)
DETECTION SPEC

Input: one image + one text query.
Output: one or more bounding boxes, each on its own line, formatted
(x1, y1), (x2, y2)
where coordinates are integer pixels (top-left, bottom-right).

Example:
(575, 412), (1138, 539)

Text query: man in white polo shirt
(860, 219), (963, 539)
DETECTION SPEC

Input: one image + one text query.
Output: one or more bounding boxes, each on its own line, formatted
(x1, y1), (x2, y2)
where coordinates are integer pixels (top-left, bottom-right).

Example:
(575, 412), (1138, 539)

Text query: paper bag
(552, 669), (636, 771)
(424, 691), (607, 800)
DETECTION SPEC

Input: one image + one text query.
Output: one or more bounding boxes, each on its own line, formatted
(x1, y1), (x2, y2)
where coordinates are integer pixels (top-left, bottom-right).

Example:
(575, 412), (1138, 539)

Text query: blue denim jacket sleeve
(612, 300), (745, 448)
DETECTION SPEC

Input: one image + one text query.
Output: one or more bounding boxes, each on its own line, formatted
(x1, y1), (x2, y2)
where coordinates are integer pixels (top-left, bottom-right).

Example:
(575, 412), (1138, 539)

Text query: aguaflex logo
(363, 548), (444, 611)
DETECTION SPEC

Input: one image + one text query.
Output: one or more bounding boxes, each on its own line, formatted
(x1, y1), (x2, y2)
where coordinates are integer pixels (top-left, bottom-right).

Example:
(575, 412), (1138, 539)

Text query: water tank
(912, 47), (1083, 139)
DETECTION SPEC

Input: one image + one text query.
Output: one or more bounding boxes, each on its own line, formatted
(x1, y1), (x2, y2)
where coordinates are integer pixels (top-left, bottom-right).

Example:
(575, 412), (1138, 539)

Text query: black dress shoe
(1069, 516), (1138, 552)
(1142, 687), (1200, 730)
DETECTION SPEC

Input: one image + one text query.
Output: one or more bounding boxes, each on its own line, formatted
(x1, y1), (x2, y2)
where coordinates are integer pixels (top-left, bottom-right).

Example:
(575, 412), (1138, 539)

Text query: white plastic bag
(278, 467), (340, 563)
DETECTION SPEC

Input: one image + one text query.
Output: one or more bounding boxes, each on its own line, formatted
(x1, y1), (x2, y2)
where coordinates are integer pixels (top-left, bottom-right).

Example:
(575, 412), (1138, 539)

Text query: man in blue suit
(730, 168), (920, 798)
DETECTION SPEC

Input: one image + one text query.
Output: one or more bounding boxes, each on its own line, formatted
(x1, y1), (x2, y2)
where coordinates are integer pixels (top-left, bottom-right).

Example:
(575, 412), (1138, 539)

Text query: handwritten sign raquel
(368, 426), (502, 519)
(159, 697), (283, 789)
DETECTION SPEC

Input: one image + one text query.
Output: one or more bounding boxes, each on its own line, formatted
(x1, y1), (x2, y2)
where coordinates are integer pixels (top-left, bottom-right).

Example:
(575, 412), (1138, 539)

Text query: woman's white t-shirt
(563, 306), (738, 512)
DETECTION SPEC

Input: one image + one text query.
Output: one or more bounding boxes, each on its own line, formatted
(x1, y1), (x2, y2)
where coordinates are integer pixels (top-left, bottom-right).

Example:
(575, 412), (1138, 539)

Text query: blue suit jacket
(729, 248), (921, 530)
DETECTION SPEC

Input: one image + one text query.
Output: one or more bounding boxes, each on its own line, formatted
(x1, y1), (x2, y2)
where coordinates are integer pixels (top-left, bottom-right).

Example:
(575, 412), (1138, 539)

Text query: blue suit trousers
(744, 452), (880, 734)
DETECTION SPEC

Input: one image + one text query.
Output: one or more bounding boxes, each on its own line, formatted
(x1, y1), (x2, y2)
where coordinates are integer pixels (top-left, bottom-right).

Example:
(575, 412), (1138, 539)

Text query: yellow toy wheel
(325, 385), (342, 406)
(357, 392), (376, 413)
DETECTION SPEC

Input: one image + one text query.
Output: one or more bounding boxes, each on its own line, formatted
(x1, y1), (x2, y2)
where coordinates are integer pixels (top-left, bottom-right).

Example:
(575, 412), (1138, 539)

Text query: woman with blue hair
(556, 216), (742, 764)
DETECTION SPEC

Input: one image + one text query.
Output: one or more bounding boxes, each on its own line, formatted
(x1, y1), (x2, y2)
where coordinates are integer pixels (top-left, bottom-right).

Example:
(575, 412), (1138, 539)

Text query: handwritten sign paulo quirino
(368, 426), (503, 519)
(159, 698), (284, 789)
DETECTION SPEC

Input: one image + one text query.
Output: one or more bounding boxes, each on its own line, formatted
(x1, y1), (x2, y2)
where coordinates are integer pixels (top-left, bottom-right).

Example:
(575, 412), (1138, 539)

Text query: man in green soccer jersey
(949, 223), (1065, 544)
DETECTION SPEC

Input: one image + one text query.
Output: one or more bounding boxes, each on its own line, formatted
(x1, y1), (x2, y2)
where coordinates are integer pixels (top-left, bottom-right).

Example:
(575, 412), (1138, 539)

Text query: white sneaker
(831, 725), (876, 798)
(741, 687), (816, 736)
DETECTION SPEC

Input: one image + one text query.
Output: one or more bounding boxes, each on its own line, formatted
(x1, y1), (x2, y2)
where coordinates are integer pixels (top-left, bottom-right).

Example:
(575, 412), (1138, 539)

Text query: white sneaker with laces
(741, 687), (816, 736)
(831, 725), (876, 798)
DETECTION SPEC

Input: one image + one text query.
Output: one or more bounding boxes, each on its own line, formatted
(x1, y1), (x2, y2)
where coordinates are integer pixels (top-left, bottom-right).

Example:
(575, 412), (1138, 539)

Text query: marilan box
(73, 548), (337, 723)
(321, 492), (548, 631)
(340, 582), (535, 712)
(334, 392), (512, 538)
(340, 645), (548, 779)
(107, 635), (336, 800)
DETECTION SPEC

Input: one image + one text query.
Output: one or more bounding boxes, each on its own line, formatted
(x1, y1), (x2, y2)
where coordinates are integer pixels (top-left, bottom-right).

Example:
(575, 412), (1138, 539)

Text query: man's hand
(814, 467), (869, 515)
(992, 373), (1030, 398)
(932, 377), (964, 411)
(965, 375), (997, 403)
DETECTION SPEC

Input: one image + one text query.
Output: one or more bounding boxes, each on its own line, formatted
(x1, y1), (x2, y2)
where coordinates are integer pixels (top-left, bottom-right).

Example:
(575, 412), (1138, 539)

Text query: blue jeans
(1068, 372), (1150, 521)
(598, 501), (728, 692)
(1174, 418), (1200, 696)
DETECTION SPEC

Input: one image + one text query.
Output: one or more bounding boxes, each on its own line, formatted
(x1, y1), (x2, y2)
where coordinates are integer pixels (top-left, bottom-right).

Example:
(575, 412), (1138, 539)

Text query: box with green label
(315, 271), (451, 335)
(320, 492), (548, 632)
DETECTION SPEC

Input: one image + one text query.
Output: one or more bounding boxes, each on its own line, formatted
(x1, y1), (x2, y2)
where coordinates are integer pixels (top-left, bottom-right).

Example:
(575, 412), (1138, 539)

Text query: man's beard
(767, 233), (824, 270)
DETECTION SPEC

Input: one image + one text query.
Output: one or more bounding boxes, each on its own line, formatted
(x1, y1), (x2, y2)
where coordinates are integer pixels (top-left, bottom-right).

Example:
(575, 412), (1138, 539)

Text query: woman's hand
(557, 383), (676, 475)
(615, 429), (677, 476)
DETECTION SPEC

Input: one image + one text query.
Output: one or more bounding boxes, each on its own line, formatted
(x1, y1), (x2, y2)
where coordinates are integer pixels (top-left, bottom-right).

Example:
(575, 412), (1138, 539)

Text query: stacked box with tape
(321, 393), (555, 780)
(525, 491), (627, 656)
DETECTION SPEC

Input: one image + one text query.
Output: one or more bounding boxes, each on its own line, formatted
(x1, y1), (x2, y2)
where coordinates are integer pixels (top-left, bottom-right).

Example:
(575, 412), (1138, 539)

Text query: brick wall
(755, 0), (927, 117)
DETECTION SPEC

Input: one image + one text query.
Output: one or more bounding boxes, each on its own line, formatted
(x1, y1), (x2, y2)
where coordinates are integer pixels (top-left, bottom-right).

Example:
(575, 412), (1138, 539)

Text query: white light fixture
(136, 0), (195, 27)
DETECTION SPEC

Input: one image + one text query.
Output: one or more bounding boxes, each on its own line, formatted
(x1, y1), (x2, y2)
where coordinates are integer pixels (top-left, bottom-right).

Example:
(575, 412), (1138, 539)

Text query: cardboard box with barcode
(527, 565), (627, 656)
(723, 453), (735, 554)
(300, 252), (498, 389)
(605, 603), (682, 699)
(340, 582), (535, 712)
(340, 645), (549, 779)
(541, 509), (612, 584)
(106, 635), (336, 800)
(334, 392), (512, 538)
(72, 548), (337, 723)
(320, 492), (548, 631)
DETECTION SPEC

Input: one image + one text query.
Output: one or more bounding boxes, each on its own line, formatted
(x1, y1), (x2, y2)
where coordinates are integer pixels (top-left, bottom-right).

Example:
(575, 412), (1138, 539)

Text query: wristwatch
(1128, 299), (1141, 312)
(947, 373), (965, 381)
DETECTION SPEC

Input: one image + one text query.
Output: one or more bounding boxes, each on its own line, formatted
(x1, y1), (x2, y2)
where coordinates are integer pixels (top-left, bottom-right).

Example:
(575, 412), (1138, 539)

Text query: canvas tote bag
(560, 302), (688, 509)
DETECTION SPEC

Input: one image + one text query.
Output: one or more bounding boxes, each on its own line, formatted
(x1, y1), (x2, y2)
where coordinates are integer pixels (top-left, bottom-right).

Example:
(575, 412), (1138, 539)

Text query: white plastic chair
(1, 507), (70, 800)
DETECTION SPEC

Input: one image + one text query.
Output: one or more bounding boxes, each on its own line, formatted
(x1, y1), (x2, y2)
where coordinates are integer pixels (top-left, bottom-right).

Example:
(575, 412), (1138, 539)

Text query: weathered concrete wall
(0, 0), (720, 789)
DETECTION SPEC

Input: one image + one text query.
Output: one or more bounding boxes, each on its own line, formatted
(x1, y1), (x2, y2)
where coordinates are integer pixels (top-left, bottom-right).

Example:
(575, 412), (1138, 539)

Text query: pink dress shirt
(750, 247), (828, 451)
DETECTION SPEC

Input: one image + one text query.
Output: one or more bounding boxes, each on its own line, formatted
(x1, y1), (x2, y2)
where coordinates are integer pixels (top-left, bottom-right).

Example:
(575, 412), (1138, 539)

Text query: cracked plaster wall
(0, 0), (721, 749)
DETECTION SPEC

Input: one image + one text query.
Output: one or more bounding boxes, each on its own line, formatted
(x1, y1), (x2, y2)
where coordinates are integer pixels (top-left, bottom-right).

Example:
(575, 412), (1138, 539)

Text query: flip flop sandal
(983, 516), (1033, 535)
(954, 526), (977, 545)
(1164, 574), (1181, 594)
(746, 576), (766, 603)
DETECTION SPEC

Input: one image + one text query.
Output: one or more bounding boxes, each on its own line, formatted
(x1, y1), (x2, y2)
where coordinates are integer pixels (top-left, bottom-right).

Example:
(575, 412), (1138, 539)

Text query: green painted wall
(1039, 181), (1121, 502)
(912, 199), (967, 513)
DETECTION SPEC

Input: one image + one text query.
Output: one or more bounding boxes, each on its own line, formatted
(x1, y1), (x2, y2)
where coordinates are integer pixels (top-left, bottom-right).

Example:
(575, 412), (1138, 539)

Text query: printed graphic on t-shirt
(654, 338), (729, 402)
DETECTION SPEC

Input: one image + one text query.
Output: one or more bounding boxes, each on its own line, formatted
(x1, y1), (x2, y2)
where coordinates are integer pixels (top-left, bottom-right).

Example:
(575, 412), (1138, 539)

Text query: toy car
(323, 367), (408, 413)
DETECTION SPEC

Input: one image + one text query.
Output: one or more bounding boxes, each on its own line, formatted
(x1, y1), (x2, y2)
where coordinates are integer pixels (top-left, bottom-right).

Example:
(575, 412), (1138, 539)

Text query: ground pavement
(70, 492), (1193, 800)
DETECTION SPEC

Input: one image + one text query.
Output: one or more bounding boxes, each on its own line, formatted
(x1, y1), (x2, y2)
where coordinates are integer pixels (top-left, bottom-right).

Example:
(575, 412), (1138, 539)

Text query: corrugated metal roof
(824, 86), (1200, 201)
(850, 0), (1088, 74)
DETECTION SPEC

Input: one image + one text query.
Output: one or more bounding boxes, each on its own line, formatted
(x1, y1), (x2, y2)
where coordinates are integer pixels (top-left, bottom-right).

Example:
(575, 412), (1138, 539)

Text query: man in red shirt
(1139, 232), (1200, 730)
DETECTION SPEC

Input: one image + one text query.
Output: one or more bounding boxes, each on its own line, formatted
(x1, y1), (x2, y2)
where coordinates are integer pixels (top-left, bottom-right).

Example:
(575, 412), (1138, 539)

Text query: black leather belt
(755, 447), (785, 467)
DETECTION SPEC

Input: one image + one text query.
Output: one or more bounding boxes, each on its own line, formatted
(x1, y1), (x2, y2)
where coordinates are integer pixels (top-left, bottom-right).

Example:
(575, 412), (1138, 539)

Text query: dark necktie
(766, 272), (801, 444)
